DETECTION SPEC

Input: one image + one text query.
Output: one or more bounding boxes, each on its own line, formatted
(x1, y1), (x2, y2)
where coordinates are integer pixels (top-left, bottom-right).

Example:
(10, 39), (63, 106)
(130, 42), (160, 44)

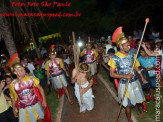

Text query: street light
(78, 41), (83, 47)
(77, 36), (83, 47)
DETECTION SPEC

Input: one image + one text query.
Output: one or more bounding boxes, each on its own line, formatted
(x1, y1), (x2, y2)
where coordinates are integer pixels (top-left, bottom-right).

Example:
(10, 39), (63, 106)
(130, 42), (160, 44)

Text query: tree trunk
(28, 18), (41, 57)
(0, 14), (17, 57)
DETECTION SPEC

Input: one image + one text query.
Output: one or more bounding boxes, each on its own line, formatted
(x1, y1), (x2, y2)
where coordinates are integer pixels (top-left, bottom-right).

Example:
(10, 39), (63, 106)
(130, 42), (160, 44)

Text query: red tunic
(84, 49), (95, 63)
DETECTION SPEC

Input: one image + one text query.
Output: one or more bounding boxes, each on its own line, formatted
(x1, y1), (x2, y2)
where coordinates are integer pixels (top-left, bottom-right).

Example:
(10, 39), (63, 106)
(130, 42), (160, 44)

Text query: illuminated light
(78, 42), (83, 47)
(38, 33), (61, 41)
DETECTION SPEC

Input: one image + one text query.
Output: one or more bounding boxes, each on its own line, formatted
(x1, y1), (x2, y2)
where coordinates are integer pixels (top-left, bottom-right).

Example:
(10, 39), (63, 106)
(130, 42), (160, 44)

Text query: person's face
(133, 30), (138, 36)
(24, 58), (28, 63)
(62, 54), (67, 59)
(120, 42), (131, 53)
(49, 54), (56, 60)
(128, 36), (132, 41)
(0, 80), (5, 89)
(79, 72), (86, 78)
(156, 42), (161, 47)
(5, 77), (12, 85)
(108, 53), (115, 57)
(94, 44), (98, 48)
(140, 50), (147, 57)
(14, 67), (26, 77)
(87, 44), (92, 50)
(145, 42), (151, 49)
(137, 41), (140, 46)
(36, 65), (40, 70)
(34, 58), (38, 62)
(1, 63), (6, 69)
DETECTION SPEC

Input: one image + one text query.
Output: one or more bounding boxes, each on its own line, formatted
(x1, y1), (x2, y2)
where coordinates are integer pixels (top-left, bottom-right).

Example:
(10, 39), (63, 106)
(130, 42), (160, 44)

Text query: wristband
(138, 69), (143, 74)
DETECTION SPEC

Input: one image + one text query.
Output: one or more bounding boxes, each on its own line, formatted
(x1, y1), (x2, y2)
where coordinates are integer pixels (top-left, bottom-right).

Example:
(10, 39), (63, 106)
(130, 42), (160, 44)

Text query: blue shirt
(138, 56), (156, 77)
(41, 50), (47, 55)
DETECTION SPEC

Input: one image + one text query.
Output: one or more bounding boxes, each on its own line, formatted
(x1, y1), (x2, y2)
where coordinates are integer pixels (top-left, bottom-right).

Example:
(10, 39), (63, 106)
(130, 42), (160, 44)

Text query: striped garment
(19, 102), (44, 122)
(88, 62), (97, 75)
(118, 80), (145, 107)
(51, 74), (68, 89)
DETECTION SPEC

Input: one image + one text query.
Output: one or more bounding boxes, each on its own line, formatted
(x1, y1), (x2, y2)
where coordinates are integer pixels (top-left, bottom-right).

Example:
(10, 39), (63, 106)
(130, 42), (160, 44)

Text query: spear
(72, 32), (83, 104)
(115, 18), (149, 122)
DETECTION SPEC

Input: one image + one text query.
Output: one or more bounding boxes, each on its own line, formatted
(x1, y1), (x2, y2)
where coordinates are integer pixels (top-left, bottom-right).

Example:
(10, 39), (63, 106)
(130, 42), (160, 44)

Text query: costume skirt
(51, 74), (68, 89)
(88, 62), (97, 75)
(74, 82), (94, 112)
(118, 80), (145, 107)
(19, 102), (44, 122)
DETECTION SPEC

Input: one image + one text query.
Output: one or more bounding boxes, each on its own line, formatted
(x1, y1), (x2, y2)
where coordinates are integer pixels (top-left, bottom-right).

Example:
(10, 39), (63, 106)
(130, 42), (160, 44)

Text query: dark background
(0, 0), (163, 54)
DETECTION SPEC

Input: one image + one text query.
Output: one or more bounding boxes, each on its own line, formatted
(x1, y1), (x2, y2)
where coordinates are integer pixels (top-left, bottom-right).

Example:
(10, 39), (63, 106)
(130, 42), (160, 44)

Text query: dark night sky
(37, 0), (163, 37)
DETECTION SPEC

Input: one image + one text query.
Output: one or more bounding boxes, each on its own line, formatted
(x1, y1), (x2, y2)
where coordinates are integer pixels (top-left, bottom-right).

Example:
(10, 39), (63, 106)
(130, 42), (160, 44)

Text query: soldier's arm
(110, 67), (125, 79)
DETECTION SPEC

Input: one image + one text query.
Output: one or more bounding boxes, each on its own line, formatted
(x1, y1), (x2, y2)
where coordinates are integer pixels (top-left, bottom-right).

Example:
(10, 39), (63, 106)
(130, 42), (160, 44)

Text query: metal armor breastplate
(111, 49), (137, 83)
(13, 78), (38, 107)
(84, 49), (95, 63)
(49, 59), (62, 76)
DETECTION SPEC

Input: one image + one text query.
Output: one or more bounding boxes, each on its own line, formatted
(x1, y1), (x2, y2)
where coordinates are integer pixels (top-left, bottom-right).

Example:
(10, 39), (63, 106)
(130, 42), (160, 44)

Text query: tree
(0, 0), (44, 57)
(0, 9), (17, 57)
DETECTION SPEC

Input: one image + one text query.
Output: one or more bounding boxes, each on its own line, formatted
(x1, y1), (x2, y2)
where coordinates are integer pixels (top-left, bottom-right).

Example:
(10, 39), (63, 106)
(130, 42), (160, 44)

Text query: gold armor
(8, 53), (22, 72)
(116, 33), (129, 46)
(49, 44), (57, 56)
(86, 36), (91, 47)
(11, 63), (23, 72)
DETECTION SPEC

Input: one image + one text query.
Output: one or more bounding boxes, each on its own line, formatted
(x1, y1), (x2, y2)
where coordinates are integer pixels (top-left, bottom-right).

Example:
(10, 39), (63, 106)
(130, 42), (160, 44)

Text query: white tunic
(74, 81), (94, 112)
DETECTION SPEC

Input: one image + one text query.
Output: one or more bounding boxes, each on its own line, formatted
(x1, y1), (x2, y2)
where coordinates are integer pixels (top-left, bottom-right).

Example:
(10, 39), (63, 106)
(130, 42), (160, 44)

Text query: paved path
(60, 77), (128, 122)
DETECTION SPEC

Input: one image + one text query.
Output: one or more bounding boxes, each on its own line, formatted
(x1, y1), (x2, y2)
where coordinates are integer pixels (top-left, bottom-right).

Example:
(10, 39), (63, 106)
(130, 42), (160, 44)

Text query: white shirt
(152, 32), (160, 38)
(23, 63), (35, 75)
(63, 57), (70, 65)
(42, 61), (45, 69)
(105, 44), (117, 54)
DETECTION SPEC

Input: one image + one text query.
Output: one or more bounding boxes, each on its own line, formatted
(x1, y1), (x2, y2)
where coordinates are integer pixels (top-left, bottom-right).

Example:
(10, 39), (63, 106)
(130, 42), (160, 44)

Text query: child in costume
(80, 37), (98, 91)
(71, 62), (94, 113)
(8, 53), (46, 122)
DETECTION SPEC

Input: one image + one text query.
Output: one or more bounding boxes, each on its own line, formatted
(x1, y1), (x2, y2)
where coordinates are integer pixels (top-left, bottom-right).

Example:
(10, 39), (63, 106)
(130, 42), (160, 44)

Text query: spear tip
(145, 18), (149, 23)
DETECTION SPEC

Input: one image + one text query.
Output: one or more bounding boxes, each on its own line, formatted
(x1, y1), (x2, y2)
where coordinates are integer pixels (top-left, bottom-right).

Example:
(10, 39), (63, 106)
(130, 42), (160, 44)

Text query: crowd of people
(0, 28), (163, 122)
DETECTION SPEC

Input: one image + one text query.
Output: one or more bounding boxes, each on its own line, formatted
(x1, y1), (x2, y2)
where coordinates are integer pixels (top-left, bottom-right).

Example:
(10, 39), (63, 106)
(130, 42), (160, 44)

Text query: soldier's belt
(87, 61), (95, 64)
(51, 72), (63, 77)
